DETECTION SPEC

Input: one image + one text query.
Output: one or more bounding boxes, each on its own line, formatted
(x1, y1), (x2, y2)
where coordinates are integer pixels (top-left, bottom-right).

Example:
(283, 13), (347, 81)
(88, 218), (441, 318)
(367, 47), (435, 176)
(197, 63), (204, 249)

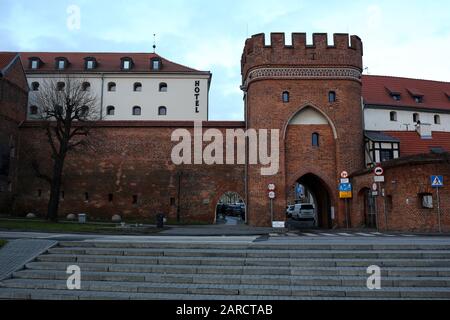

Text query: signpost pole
(345, 198), (349, 229)
(437, 187), (442, 233)
(270, 198), (273, 226)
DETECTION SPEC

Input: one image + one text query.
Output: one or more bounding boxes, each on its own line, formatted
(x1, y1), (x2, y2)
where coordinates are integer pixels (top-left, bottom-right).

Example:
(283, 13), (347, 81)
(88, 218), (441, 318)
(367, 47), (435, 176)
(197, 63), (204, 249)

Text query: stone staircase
(1, 240), (450, 300)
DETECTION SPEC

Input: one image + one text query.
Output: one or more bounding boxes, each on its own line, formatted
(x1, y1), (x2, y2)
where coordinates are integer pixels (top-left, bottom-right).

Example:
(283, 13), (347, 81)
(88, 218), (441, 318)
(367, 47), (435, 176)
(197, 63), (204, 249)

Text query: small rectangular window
(58, 60), (65, 69)
(132, 195), (138, 204)
(152, 60), (160, 70)
(420, 193), (433, 209)
(86, 60), (94, 69)
(31, 60), (38, 69)
(123, 60), (130, 70)
(108, 194), (113, 202)
(170, 197), (176, 206)
(84, 192), (89, 201)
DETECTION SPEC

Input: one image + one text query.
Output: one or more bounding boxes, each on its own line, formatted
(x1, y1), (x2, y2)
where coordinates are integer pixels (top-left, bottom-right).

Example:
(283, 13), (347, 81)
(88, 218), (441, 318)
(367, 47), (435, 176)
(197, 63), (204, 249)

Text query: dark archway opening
(215, 192), (246, 225)
(288, 173), (332, 229)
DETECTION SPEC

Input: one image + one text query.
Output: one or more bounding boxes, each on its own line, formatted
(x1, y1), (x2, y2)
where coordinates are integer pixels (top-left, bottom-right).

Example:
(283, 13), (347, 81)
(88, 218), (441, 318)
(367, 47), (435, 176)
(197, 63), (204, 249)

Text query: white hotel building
(20, 52), (211, 121)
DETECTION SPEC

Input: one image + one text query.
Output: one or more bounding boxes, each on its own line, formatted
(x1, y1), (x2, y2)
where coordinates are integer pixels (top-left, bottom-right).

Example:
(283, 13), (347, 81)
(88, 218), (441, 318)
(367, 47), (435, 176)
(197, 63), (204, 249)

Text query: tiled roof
(0, 52), (18, 75)
(18, 52), (209, 74)
(362, 75), (450, 111)
(384, 131), (450, 156)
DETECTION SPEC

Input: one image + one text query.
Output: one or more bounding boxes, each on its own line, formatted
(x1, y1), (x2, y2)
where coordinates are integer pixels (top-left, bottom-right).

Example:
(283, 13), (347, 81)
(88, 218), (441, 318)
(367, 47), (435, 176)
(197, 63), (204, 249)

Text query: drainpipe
(100, 73), (105, 120)
(242, 85), (249, 225)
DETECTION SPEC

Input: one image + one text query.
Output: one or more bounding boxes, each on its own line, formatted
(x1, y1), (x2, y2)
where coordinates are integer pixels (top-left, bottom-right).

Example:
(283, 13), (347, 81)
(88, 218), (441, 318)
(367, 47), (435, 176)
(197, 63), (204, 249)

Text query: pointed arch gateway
(284, 104), (337, 229)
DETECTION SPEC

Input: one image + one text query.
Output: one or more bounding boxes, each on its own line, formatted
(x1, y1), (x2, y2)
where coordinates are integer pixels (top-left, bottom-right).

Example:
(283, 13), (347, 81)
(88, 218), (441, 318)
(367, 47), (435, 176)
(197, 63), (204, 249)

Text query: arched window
(312, 132), (319, 147)
(328, 91), (336, 103)
(132, 106), (141, 116)
(30, 105), (38, 115)
(57, 82), (65, 91)
(390, 111), (397, 121)
(108, 82), (116, 92)
(158, 106), (167, 116)
(82, 82), (90, 91)
(80, 106), (89, 117)
(133, 82), (142, 92)
(282, 91), (289, 103)
(159, 82), (167, 92)
(413, 113), (420, 123)
(106, 106), (115, 116)
(31, 82), (39, 91)
(434, 115), (441, 125)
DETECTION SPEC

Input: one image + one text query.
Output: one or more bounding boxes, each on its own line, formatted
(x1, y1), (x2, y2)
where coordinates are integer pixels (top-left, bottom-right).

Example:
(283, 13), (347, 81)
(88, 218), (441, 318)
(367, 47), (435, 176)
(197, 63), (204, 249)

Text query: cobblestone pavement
(0, 239), (57, 280)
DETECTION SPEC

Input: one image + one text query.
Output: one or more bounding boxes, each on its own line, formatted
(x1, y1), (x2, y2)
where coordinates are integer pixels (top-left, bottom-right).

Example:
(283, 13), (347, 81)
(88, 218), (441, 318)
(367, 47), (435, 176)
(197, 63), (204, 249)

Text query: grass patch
(0, 218), (164, 234)
(0, 239), (7, 248)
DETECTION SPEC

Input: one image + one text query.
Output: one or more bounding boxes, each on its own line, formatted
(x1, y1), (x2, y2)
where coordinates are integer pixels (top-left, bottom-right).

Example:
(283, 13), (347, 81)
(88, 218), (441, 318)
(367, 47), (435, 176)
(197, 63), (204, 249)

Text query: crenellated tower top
(241, 32), (363, 86)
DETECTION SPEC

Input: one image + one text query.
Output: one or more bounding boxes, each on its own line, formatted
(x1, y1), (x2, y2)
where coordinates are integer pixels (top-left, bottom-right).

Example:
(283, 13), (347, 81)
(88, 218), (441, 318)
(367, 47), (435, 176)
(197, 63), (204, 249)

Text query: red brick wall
(351, 160), (450, 232)
(0, 57), (28, 214)
(13, 124), (245, 222)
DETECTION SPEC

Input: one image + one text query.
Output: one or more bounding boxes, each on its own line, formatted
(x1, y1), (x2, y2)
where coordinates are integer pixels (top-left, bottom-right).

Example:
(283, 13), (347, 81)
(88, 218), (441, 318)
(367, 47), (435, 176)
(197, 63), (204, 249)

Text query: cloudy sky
(1, 0), (449, 120)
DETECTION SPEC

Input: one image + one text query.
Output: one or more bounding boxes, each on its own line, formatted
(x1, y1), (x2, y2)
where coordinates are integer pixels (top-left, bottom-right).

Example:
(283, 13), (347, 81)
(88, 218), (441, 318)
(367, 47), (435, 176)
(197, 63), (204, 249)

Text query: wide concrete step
(0, 287), (415, 300)
(2, 278), (450, 299)
(35, 254), (450, 267)
(12, 269), (450, 287)
(57, 241), (450, 251)
(24, 261), (450, 277)
(47, 247), (450, 259)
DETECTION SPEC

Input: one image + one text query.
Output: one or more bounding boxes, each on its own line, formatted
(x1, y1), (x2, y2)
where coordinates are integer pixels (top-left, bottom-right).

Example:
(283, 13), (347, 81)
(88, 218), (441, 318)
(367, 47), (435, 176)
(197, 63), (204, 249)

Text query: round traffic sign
(267, 183), (276, 191)
(268, 191), (276, 199)
(340, 171), (349, 179)
(374, 166), (384, 176)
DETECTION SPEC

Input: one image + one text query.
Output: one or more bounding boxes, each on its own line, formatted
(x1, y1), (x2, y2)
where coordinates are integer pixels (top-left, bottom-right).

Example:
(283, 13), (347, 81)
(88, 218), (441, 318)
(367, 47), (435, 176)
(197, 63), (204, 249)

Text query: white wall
(364, 108), (450, 132)
(26, 73), (209, 121)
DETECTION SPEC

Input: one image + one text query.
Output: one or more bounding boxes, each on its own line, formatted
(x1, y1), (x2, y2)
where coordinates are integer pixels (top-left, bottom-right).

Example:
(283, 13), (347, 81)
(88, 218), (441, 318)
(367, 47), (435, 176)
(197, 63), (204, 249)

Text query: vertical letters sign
(194, 81), (200, 113)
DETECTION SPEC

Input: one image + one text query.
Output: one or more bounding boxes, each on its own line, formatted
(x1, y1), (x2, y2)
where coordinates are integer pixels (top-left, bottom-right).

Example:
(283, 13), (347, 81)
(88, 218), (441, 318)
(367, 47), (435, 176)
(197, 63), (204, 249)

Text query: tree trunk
(47, 156), (65, 222)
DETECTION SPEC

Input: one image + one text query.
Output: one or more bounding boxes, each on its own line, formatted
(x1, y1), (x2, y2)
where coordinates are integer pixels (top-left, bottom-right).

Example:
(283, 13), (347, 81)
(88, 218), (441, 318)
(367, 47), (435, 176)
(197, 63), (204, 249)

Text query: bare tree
(31, 76), (99, 221)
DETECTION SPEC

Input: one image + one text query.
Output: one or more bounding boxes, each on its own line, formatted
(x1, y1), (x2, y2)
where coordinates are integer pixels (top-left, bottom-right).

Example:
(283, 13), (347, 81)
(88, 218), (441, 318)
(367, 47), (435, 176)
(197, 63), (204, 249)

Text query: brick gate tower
(241, 33), (364, 228)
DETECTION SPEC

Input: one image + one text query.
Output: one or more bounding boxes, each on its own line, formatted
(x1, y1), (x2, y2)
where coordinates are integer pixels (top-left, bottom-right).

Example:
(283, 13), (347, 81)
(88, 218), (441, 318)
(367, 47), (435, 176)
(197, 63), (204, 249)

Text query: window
(84, 57), (96, 70)
(158, 106), (167, 116)
(31, 82), (39, 91)
(108, 194), (113, 202)
(312, 133), (319, 147)
(170, 197), (176, 206)
(413, 113), (420, 123)
(434, 115), (441, 125)
(57, 59), (66, 70)
(390, 111), (397, 122)
(159, 82), (167, 92)
(392, 94), (401, 101)
(132, 195), (138, 204)
(121, 58), (133, 70)
(420, 193), (433, 209)
(108, 82), (116, 92)
(37, 189), (42, 198)
(106, 106), (115, 116)
(380, 149), (394, 162)
(80, 106), (89, 117)
(328, 91), (336, 103)
(57, 82), (65, 91)
(133, 82), (142, 92)
(30, 105), (38, 115)
(151, 58), (161, 70)
(414, 96), (423, 103)
(31, 59), (39, 69)
(282, 91), (289, 103)
(132, 106), (141, 116)
(61, 191), (65, 200)
(82, 82), (90, 91)
(84, 192), (89, 202)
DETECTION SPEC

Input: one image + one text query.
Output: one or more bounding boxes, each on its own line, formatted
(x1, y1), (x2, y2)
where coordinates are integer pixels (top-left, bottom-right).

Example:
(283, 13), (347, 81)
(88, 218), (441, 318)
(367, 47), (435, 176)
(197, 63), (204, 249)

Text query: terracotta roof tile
(19, 52), (209, 74)
(384, 131), (450, 156)
(362, 75), (450, 111)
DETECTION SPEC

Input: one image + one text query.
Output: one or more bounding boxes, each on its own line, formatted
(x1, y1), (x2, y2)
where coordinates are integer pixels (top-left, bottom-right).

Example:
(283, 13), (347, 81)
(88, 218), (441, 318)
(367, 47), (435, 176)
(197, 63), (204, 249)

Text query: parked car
(286, 205), (295, 218)
(291, 203), (315, 223)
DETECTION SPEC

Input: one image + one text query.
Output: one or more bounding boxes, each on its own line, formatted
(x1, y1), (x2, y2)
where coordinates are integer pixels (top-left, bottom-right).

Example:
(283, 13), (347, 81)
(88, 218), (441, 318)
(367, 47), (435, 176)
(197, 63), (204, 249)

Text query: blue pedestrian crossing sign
(431, 176), (444, 188)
